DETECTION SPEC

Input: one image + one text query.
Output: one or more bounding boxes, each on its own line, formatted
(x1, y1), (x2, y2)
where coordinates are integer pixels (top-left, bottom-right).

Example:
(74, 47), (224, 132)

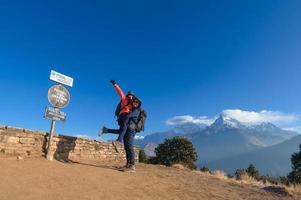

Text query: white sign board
(48, 85), (70, 108)
(50, 70), (74, 87)
(45, 107), (67, 122)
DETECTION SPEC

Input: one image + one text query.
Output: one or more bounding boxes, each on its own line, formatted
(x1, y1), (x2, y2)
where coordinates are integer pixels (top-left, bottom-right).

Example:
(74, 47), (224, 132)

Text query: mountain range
(136, 112), (300, 175)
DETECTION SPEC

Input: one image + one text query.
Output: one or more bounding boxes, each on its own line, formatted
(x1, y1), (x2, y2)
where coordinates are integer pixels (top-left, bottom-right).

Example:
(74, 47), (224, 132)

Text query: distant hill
(136, 122), (207, 148)
(137, 112), (299, 175)
(207, 134), (301, 176)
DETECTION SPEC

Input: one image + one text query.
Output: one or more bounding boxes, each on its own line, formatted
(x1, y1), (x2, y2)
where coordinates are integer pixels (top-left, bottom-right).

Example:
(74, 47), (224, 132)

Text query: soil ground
(0, 157), (300, 200)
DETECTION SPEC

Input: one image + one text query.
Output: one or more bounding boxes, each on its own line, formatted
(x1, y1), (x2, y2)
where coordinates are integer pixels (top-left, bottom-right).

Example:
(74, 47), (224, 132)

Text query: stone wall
(0, 125), (139, 163)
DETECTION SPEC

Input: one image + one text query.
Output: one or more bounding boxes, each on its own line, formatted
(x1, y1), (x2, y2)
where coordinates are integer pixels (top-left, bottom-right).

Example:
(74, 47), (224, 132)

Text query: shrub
(259, 175), (282, 185)
(235, 168), (247, 180)
(154, 137), (198, 169)
(147, 156), (158, 164)
(246, 164), (259, 180)
(288, 144), (301, 185)
(138, 149), (148, 163)
(200, 166), (210, 173)
(280, 176), (290, 186)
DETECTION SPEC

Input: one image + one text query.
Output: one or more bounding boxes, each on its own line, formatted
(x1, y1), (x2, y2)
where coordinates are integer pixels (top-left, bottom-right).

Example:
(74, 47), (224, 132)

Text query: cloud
(75, 134), (94, 139)
(283, 126), (301, 133)
(222, 109), (298, 125)
(135, 135), (145, 140)
(166, 115), (215, 126)
(166, 109), (298, 127)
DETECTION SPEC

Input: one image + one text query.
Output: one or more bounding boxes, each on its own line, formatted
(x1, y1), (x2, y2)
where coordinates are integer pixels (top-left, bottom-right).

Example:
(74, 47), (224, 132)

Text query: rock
(17, 156), (22, 160)
(19, 137), (35, 144)
(261, 186), (292, 197)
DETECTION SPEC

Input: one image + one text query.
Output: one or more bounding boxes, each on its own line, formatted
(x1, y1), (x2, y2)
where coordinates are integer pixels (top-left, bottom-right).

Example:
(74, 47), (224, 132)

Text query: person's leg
(116, 113), (131, 142)
(116, 122), (129, 142)
(127, 129), (136, 166)
(123, 130), (130, 166)
(101, 112), (127, 134)
(122, 129), (136, 172)
(106, 128), (120, 134)
(112, 114), (128, 152)
(107, 113), (125, 134)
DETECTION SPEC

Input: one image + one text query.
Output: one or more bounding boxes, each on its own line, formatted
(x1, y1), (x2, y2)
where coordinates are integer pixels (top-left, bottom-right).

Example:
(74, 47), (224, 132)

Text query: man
(98, 80), (139, 172)
(120, 98), (141, 172)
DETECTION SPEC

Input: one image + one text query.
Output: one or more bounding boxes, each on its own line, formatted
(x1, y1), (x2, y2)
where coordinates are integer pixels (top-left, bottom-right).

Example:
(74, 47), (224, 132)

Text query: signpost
(48, 85), (70, 108)
(45, 107), (67, 122)
(45, 70), (73, 161)
(50, 70), (74, 87)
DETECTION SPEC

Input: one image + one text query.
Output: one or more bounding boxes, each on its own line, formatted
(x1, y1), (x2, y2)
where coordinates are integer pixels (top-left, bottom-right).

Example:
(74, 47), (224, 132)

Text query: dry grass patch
(286, 184), (301, 195)
(171, 164), (187, 170)
(210, 170), (229, 180)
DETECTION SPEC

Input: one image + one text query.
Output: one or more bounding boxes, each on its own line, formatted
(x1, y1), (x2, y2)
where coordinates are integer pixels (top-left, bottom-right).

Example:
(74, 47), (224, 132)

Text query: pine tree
(288, 144), (301, 184)
(246, 163), (259, 180)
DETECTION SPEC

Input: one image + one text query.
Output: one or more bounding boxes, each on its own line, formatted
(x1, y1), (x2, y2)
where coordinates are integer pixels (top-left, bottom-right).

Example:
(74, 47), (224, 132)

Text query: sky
(1, 0), (301, 140)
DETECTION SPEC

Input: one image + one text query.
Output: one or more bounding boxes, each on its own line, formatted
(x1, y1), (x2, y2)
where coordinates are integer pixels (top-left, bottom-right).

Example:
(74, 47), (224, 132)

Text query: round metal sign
(48, 85), (70, 108)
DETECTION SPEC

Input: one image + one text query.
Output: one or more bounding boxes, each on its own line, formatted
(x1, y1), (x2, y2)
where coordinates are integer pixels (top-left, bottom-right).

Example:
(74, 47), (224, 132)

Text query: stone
(6, 137), (20, 143)
(0, 125), (139, 163)
(19, 137), (35, 144)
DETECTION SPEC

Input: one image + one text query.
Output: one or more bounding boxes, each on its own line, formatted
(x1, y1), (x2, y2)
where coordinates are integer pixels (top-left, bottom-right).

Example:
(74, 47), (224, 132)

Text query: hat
(127, 91), (135, 96)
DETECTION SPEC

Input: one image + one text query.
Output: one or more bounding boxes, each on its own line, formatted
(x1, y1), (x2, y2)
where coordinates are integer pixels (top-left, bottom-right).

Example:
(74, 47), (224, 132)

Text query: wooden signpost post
(45, 70), (73, 161)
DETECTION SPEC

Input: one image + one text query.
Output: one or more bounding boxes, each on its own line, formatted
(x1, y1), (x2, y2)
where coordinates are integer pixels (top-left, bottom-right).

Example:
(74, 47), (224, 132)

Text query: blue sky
(1, 1), (301, 139)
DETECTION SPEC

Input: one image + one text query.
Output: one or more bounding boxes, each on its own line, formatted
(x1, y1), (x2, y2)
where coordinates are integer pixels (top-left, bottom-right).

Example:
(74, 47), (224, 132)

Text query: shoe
(98, 127), (108, 137)
(118, 163), (130, 170)
(122, 165), (136, 173)
(112, 141), (122, 153)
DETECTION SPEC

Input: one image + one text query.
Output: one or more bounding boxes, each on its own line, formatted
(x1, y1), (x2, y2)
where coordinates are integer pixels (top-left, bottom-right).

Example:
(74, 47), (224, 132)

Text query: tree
(139, 149), (148, 163)
(246, 164), (259, 180)
(235, 168), (246, 180)
(288, 144), (301, 184)
(154, 136), (198, 169)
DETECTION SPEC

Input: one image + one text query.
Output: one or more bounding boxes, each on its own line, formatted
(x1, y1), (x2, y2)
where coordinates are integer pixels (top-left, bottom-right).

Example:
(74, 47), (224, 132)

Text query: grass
(193, 169), (301, 196)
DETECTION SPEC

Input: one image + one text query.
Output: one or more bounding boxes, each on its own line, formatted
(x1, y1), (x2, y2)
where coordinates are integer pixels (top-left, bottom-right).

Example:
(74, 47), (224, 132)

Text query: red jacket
(114, 84), (133, 115)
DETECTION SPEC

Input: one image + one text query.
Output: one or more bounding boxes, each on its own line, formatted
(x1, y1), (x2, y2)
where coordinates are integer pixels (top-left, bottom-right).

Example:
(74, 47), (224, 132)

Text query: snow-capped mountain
(137, 112), (300, 175)
(200, 114), (298, 145)
(248, 122), (298, 140)
(205, 113), (245, 133)
(138, 113), (299, 152)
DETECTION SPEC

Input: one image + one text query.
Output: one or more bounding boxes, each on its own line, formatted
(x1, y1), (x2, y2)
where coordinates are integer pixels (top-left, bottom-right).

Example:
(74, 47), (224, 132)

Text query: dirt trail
(0, 157), (299, 200)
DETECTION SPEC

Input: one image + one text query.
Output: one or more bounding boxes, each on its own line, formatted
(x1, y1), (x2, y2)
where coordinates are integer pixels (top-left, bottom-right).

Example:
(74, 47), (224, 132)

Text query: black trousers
(123, 128), (136, 165)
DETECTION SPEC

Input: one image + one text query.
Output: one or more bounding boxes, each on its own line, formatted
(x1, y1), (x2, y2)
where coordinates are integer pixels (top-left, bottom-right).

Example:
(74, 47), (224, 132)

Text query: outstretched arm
(110, 80), (125, 99)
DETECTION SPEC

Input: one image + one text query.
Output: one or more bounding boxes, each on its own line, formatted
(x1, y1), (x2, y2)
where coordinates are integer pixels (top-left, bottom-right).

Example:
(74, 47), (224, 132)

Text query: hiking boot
(122, 165), (136, 173)
(118, 163), (131, 170)
(98, 127), (108, 137)
(112, 141), (122, 153)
